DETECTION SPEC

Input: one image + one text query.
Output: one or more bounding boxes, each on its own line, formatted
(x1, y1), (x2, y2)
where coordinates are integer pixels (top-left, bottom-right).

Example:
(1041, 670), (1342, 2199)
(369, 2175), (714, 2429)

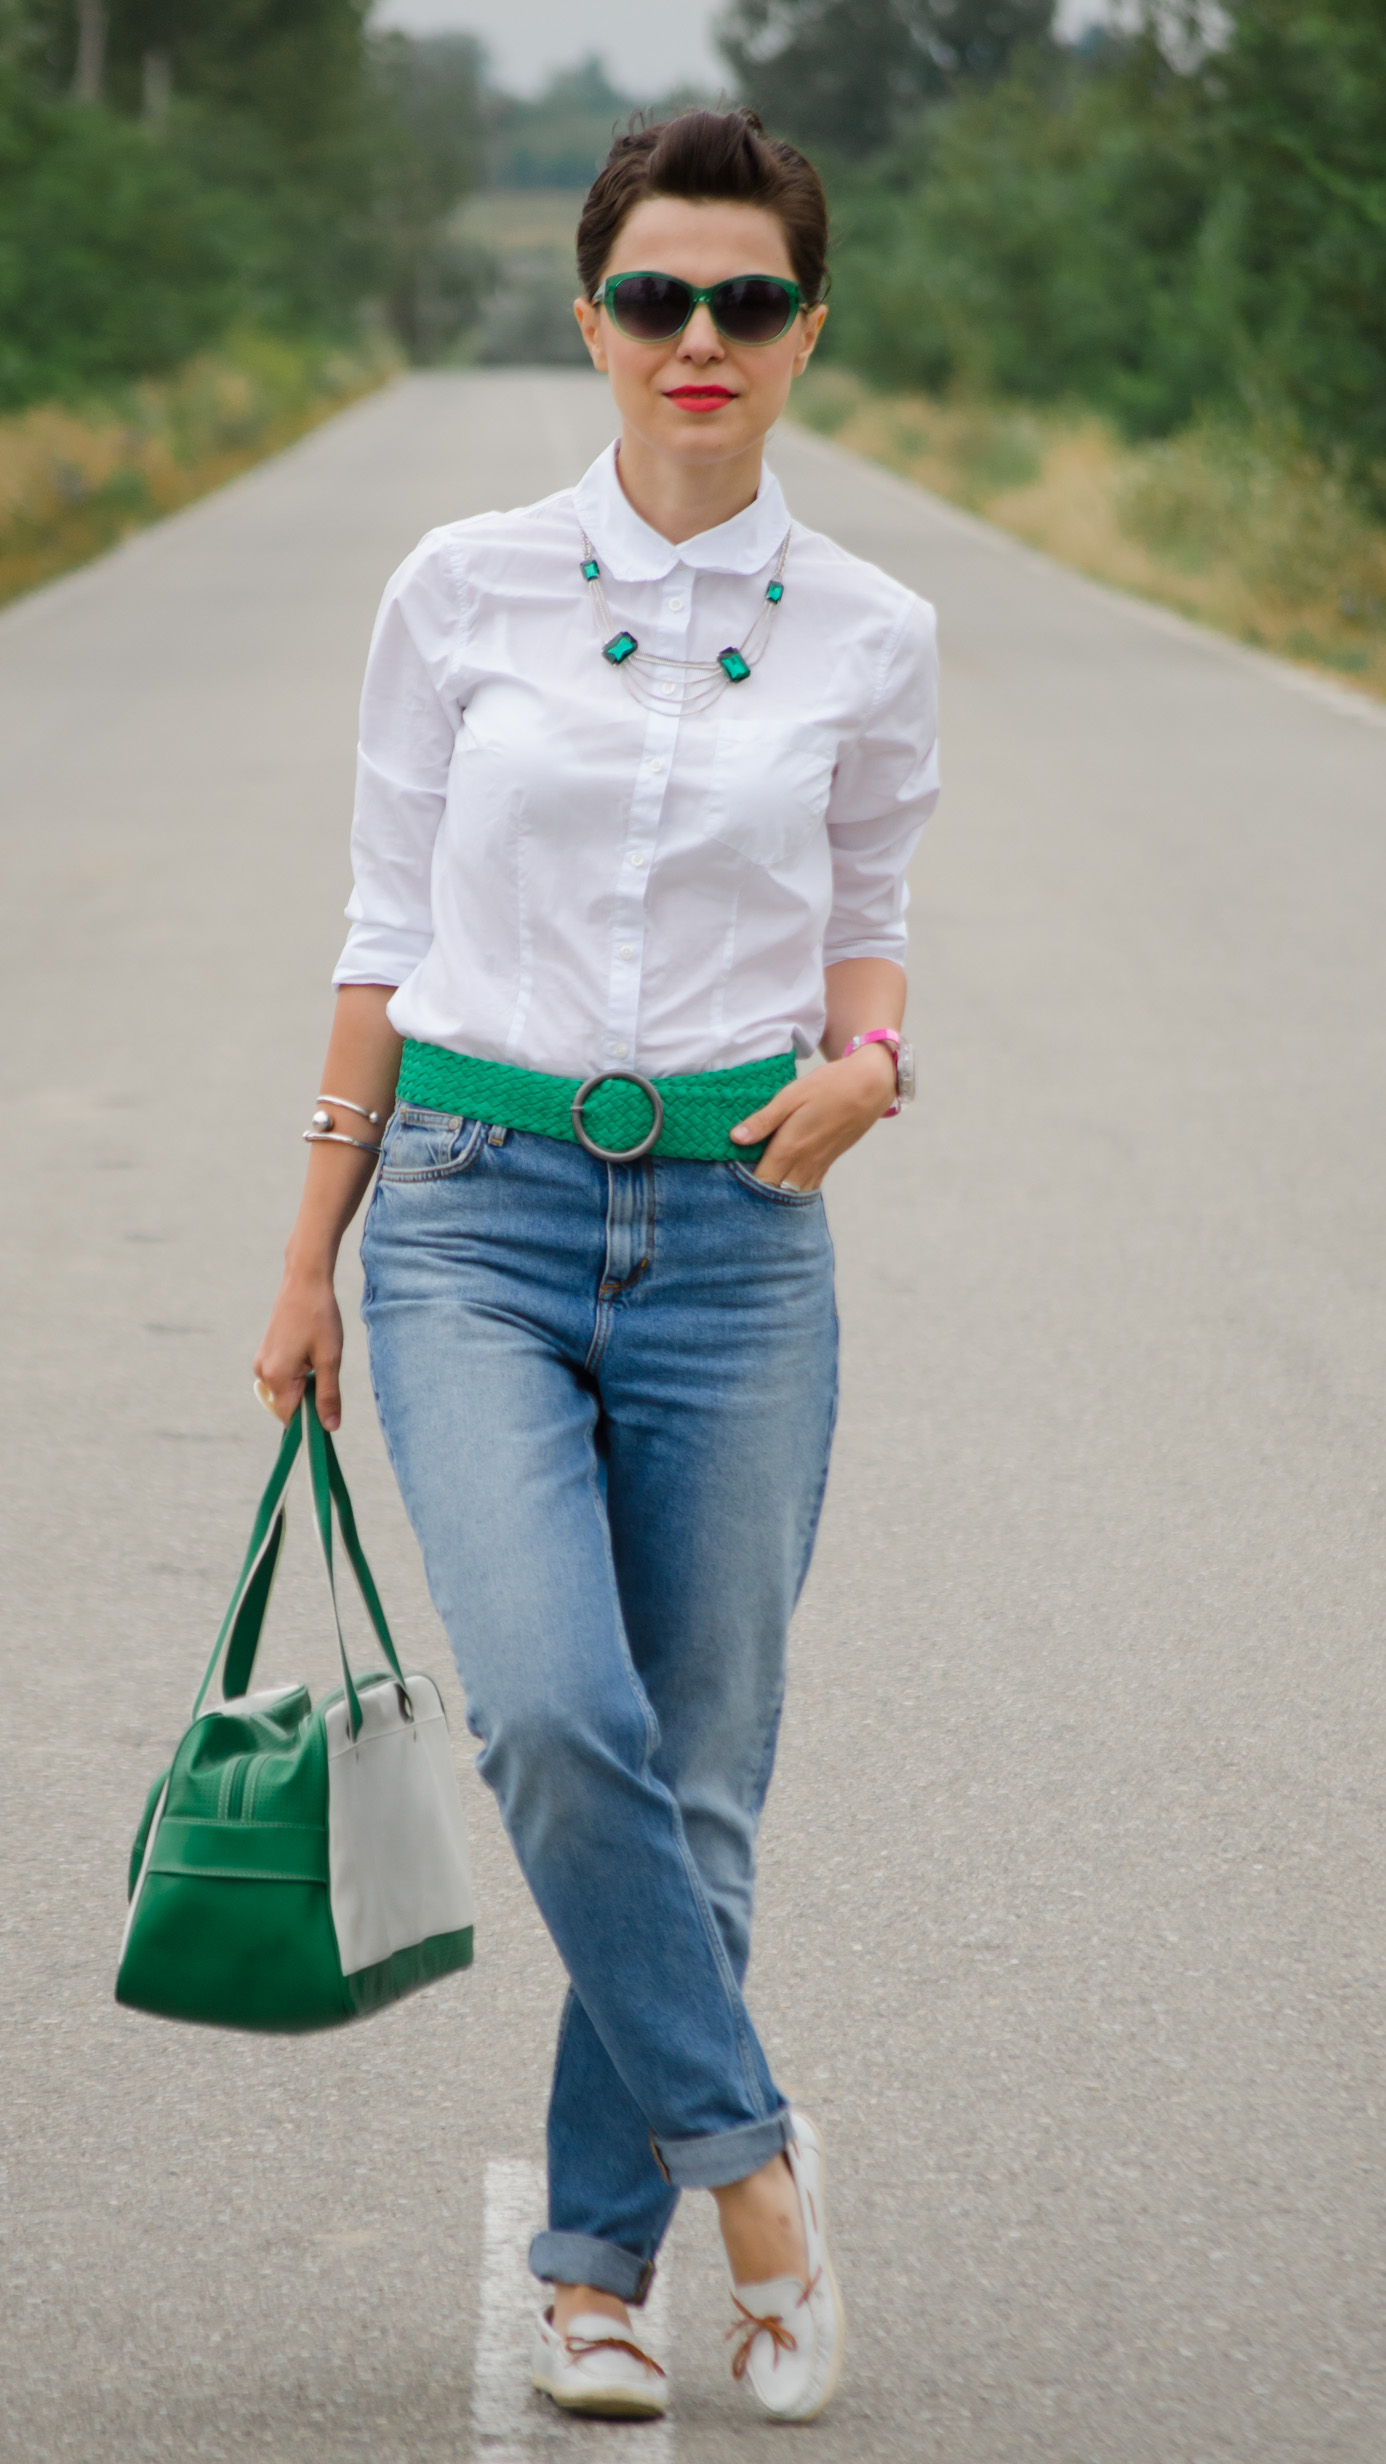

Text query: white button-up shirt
(334, 443), (939, 1076)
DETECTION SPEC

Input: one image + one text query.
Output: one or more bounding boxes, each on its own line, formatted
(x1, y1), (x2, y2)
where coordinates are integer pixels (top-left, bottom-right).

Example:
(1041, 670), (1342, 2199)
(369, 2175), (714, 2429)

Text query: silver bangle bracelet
(303, 1129), (382, 1155)
(307, 1093), (384, 1155)
(315, 1093), (381, 1125)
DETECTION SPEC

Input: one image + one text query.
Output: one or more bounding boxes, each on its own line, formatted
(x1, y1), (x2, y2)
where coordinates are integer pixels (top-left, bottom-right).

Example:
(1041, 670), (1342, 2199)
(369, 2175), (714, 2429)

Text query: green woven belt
(395, 1041), (795, 1164)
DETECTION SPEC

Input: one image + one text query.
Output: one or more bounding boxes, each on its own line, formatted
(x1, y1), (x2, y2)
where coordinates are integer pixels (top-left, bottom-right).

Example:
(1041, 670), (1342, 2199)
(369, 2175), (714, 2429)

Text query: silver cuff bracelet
(303, 1129), (382, 1155)
(306, 1093), (384, 1155)
(316, 1093), (381, 1125)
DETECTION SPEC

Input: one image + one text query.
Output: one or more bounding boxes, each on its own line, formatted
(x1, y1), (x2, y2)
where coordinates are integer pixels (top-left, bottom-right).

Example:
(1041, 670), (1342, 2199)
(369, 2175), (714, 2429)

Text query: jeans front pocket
(725, 1160), (824, 1208)
(378, 1107), (486, 1183)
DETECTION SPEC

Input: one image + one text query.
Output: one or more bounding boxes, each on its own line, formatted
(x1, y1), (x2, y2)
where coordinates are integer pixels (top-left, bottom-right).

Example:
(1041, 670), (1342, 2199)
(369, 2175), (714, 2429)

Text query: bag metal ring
(571, 1068), (664, 1162)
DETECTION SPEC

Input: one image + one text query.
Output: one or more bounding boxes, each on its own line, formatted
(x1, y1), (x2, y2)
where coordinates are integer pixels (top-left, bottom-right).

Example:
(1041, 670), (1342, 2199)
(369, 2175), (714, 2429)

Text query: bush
(790, 367), (1386, 689)
(1216, 0), (1386, 493)
(1116, 422), (1383, 608)
(812, 5), (1386, 505)
(0, 79), (239, 406)
(0, 13), (487, 404)
(821, 44), (1235, 437)
(0, 327), (397, 607)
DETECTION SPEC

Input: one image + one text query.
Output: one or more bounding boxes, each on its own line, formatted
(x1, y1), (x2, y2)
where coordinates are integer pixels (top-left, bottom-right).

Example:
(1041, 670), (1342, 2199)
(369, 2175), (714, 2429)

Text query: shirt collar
(571, 440), (790, 580)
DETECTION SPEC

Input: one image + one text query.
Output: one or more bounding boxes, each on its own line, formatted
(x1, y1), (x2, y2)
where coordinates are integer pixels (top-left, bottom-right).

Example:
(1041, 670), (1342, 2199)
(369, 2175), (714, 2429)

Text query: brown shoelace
(563, 2330), (666, 2378)
(726, 2270), (820, 2381)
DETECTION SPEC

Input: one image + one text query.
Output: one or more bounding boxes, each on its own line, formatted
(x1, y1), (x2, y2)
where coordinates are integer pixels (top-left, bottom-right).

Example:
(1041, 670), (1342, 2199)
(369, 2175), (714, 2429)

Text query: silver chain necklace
(578, 527), (792, 715)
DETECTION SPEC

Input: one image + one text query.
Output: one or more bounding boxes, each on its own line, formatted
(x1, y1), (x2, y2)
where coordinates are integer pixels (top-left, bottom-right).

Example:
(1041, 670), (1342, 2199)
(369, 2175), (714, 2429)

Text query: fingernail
(730, 1125), (750, 1142)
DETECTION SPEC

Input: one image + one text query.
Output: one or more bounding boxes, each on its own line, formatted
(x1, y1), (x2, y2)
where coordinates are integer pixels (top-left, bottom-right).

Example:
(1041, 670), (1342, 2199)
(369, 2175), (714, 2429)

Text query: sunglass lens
(608, 275), (693, 340)
(711, 278), (797, 343)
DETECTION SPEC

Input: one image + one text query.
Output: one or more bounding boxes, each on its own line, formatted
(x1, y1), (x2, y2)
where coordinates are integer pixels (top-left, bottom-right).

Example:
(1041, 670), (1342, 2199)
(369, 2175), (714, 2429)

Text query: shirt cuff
(332, 920), (432, 987)
(822, 929), (909, 968)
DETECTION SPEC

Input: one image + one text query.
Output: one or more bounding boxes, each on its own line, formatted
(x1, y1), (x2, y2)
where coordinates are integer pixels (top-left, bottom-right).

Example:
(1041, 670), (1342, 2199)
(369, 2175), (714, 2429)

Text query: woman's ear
(793, 304), (828, 380)
(574, 297), (607, 372)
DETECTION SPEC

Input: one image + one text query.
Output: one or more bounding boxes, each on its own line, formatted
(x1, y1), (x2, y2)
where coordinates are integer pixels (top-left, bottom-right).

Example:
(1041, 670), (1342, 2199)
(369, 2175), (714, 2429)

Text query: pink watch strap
(841, 1028), (902, 1116)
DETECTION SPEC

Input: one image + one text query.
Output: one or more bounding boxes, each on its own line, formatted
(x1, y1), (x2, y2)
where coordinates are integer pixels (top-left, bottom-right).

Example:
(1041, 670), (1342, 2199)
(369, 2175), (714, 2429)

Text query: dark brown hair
(576, 107), (829, 305)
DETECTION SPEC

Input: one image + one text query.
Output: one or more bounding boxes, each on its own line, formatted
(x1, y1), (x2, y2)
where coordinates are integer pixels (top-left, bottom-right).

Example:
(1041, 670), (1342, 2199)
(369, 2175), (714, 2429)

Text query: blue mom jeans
(360, 1108), (838, 2300)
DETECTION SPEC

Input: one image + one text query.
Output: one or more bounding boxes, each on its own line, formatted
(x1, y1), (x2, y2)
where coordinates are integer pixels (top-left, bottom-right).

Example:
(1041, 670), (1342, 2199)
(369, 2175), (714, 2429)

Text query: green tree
(489, 55), (633, 188)
(111, 0), (380, 325)
(823, 34), (1231, 433)
(26, 0), (371, 149)
(9, 0), (383, 332)
(0, 4), (496, 380)
(717, 0), (1056, 156)
(0, 66), (238, 402)
(813, 1), (1386, 495)
(371, 32), (490, 359)
(1214, 0), (1386, 485)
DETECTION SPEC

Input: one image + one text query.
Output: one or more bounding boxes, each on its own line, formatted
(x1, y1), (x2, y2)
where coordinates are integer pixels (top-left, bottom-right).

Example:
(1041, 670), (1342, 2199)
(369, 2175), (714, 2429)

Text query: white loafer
(727, 2108), (845, 2422)
(531, 2307), (668, 2419)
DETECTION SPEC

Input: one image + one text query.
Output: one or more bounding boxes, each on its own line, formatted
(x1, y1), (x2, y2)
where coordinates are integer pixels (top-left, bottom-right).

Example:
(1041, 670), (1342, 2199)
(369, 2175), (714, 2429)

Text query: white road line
(473, 2160), (548, 2460)
(473, 2156), (674, 2459)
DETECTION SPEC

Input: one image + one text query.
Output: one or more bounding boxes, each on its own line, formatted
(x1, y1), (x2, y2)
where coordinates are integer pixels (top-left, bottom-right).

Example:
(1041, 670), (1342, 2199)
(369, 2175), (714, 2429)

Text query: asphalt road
(2, 371), (1384, 2464)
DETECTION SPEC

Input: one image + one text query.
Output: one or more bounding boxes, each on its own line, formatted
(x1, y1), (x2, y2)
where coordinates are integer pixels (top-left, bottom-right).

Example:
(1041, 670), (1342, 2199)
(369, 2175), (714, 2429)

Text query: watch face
(895, 1037), (916, 1105)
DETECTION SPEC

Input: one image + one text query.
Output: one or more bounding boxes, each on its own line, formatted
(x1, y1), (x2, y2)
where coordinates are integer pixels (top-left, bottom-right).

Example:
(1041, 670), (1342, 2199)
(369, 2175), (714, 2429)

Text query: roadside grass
(791, 369), (1386, 701)
(0, 330), (400, 612)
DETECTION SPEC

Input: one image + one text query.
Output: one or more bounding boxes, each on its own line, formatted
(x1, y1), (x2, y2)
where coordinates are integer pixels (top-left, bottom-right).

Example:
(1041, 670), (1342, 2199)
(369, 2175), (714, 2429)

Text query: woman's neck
(615, 432), (764, 545)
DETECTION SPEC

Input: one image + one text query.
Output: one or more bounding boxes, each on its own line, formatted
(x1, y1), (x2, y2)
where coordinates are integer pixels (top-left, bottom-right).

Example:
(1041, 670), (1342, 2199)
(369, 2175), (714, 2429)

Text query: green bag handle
(302, 1385), (411, 1740)
(192, 1383), (407, 1740)
(193, 1409), (303, 1719)
(220, 1506), (288, 1703)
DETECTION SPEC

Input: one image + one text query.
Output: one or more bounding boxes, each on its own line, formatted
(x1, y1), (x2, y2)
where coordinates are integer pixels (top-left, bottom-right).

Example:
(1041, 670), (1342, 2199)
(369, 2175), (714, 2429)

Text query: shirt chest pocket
(707, 712), (838, 873)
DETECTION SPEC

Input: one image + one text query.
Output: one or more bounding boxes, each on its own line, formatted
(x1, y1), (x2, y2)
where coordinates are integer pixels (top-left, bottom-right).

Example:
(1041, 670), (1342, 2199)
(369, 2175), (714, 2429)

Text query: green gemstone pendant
(717, 646), (752, 683)
(581, 558), (600, 581)
(603, 631), (639, 665)
(765, 579), (784, 603)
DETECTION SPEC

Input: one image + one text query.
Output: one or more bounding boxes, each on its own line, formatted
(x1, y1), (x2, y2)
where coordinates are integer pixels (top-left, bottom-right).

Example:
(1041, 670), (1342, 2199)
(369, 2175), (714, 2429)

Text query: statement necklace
(579, 527), (791, 714)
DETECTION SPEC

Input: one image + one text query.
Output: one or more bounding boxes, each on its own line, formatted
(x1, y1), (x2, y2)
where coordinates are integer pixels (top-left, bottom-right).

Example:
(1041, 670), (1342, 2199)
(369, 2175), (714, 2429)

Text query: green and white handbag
(116, 1386), (474, 2032)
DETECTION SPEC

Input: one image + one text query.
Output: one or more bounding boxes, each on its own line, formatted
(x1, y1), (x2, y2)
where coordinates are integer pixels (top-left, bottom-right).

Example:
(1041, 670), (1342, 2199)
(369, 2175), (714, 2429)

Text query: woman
(255, 106), (938, 2427)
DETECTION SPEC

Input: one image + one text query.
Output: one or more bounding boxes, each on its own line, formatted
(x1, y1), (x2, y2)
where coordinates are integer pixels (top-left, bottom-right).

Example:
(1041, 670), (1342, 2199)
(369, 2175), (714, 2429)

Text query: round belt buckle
(571, 1068), (664, 1162)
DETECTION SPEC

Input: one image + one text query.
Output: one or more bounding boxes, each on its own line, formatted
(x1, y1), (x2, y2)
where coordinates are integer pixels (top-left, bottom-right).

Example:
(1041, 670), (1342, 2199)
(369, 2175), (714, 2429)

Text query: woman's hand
(730, 1040), (898, 1189)
(254, 1268), (345, 1430)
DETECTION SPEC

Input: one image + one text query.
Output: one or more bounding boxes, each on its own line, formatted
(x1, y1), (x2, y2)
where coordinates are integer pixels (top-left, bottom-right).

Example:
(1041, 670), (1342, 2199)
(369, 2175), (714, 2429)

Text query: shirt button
(666, 594), (685, 612)
(610, 1041), (630, 1060)
(618, 943), (635, 960)
(656, 678), (677, 697)
(646, 758), (665, 777)
(629, 850), (646, 868)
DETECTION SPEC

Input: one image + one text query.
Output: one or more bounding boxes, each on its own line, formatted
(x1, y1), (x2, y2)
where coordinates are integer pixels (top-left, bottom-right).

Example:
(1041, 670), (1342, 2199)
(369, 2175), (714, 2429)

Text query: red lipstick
(665, 386), (735, 412)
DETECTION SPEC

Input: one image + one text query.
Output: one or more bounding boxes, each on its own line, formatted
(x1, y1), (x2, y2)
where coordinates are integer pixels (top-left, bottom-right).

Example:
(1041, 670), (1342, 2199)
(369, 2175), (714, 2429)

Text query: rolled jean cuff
(654, 2103), (793, 2191)
(529, 2231), (657, 2304)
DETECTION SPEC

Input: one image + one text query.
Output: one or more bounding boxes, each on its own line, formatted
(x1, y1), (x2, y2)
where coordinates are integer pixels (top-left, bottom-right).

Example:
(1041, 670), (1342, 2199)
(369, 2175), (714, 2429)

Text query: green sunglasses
(592, 270), (810, 347)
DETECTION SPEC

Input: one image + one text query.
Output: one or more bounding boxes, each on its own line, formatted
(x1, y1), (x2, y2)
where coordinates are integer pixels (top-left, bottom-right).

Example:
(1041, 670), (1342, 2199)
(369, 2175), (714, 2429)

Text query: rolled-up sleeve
(332, 533), (464, 988)
(823, 593), (939, 968)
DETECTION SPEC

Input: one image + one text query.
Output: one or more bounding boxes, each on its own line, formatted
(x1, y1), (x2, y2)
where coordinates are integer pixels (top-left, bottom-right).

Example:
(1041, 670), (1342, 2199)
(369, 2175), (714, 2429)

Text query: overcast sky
(369, 0), (726, 96)
(370, 0), (1110, 98)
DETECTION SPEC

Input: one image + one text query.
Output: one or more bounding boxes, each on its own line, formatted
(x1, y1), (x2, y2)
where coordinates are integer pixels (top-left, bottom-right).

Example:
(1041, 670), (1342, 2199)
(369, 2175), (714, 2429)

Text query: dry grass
(791, 369), (1386, 702)
(0, 330), (400, 612)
